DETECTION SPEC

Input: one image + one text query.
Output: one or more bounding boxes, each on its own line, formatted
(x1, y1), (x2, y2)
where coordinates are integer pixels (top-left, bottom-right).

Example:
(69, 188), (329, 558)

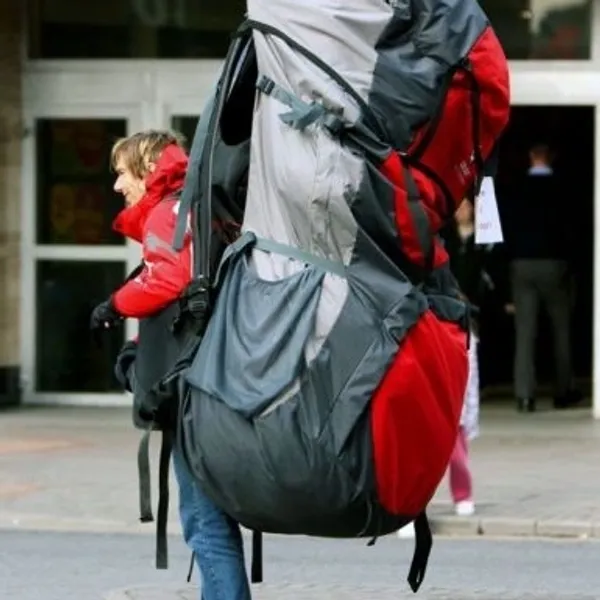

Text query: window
(31, 117), (131, 395)
(36, 260), (126, 392)
(35, 119), (126, 245)
(171, 115), (200, 150)
(481, 0), (592, 60)
(27, 0), (246, 59)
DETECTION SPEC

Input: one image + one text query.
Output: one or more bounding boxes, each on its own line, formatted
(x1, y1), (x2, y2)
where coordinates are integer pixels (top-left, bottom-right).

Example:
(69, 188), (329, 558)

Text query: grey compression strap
(211, 231), (347, 289)
(256, 74), (336, 131)
(256, 75), (390, 163)
(254, 236), (346, 277)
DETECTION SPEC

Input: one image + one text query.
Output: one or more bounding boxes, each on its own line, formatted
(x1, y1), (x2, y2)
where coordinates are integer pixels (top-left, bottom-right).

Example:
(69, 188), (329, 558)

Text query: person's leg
(448, 427), (473, 514)
(461, 332), (480, 442)
(537, 260), (574, 398)
(512, 260), (540, 411)
(172, 449), (251, 600)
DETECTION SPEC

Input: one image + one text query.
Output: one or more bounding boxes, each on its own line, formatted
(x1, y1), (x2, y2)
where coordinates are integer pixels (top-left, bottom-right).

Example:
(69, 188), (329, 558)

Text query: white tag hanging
(475, 176), (503, 245)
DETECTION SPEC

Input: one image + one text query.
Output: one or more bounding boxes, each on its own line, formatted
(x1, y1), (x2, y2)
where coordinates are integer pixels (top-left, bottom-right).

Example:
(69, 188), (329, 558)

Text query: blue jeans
(172, 449), (251, 600)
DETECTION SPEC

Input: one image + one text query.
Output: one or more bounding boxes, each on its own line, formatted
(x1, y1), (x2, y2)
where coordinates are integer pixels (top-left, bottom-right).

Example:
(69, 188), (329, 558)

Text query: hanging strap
(251, 530), (263, 583)
(137, 426), (154, 524)
(407, 512), (433, 593)
(155, 429), (173, 569)
(136, 425), (174, 570)
(185, 530), (263, 585)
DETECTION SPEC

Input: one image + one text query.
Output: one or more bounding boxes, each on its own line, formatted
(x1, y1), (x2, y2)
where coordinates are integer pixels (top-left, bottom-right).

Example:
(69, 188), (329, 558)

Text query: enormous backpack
(138, 0), (510, 592)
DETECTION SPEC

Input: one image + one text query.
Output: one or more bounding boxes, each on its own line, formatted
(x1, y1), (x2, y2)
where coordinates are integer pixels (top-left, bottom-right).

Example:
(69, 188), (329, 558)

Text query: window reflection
(28, 0), (245, 59)
(35, 119), (126, 245)
(35, 260), (126, 392)
(26, 0), (594, 61)
(171, 115), (200, 151)
(481, 0), (591, 60)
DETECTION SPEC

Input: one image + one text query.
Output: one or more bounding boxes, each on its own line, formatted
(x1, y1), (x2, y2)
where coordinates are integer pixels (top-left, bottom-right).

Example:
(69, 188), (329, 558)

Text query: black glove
(114, 340), (137, 392)
(90, 297), (122, 331)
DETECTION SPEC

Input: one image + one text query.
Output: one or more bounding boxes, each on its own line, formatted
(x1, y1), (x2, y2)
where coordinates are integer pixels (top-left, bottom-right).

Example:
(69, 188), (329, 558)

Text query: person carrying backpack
(89, 130), (251, 600)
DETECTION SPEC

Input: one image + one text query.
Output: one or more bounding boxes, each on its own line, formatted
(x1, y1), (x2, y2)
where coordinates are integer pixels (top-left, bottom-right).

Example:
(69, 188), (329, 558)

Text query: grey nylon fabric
(187, 235), (326, 419)
(178, 0), (481, 537)
(369, 0), (488, 148)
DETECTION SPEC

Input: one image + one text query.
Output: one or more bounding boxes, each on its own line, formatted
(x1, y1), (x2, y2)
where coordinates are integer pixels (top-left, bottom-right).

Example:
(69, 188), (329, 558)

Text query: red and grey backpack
(134, 0), (510, 593)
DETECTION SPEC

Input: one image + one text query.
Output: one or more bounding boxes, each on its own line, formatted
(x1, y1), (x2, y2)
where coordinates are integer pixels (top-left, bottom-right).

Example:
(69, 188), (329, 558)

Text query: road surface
(0, 530), (598, 600)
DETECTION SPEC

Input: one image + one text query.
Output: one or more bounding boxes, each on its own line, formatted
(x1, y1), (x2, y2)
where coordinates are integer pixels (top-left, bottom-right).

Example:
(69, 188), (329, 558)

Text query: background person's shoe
(396, 522), (415, 539)
(517, 397), (536, 413)
(455, 500), (475, 517)
(553, 389), (583, 410)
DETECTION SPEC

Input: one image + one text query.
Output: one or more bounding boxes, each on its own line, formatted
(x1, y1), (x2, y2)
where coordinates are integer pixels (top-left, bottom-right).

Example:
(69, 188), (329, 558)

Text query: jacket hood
(112, 144), (189, 242)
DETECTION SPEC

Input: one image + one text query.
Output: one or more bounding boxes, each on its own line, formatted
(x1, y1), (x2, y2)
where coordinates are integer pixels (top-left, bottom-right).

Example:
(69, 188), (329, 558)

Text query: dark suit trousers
(511, 259), (572, 399)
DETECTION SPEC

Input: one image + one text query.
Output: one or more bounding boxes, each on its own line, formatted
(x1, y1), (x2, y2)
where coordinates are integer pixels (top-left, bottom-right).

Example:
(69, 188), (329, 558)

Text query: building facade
(1, 0), (599, 414)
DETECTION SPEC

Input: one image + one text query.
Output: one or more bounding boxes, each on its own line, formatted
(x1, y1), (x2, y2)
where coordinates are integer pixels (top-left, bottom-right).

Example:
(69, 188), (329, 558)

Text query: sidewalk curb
(429, 516), (597, 539)
(1, 512), (598, 540)
(103, 583), (600, 600)
(104, 585), (197, 600)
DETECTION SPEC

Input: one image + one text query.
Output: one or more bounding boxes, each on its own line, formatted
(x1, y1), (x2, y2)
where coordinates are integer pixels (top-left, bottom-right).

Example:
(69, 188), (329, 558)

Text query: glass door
(21, 104), (143, 405)
(171, 114), (201, 151)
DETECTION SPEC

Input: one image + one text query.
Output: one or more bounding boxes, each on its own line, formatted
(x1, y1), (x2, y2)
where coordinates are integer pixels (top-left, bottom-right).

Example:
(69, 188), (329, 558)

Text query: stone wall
(0, 0), (23, 405)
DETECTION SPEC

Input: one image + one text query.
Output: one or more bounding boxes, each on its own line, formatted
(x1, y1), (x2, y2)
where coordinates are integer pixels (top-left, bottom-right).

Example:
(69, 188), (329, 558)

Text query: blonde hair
(110, 129), (186, 179)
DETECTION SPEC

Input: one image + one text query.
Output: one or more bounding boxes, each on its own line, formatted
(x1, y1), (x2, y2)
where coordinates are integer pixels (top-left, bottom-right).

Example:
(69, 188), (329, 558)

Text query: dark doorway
(479, 105), (594, 397)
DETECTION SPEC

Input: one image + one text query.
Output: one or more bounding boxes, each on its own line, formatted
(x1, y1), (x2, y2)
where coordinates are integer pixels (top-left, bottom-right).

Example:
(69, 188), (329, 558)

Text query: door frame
(19, 60), (220, 406)
(20, 101), (144, 405)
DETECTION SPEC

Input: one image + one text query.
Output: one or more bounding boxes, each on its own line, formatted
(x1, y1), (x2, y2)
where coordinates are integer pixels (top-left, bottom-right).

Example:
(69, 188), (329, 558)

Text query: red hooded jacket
(111, 144), (192, 318)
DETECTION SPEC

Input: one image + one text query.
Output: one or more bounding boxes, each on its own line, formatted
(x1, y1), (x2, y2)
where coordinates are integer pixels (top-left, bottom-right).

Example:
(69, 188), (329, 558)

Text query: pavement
(4, 530), (600, 600)
(104, 585), (598, 600)
(0, 400), (598, 599)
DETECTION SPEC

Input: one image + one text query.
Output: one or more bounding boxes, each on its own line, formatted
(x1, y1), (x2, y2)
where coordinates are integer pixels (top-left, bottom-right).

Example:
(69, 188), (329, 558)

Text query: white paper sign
(475, 176), (503, 245)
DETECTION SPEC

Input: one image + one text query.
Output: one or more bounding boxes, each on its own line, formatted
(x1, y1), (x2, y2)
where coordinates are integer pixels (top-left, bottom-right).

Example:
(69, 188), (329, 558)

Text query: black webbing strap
(137, 426), (154, 523)
(403, 165), (434, 274)
(183, 531), (262, 585)
(251, 530), (263, 583)
(137, 425), (174, 570)
(407, 512), (433, 593)
(155, 429), (173, 569)
(186, 551), (196, 582)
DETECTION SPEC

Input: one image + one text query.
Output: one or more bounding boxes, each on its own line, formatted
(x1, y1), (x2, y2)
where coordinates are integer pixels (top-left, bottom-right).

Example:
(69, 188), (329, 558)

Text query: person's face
(113, 157), (146, 207)
(455, 199), (473, 226)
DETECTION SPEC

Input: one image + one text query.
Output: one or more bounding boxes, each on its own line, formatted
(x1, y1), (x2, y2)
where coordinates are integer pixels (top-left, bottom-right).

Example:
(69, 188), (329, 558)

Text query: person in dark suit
(503, 143), (581, 413)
